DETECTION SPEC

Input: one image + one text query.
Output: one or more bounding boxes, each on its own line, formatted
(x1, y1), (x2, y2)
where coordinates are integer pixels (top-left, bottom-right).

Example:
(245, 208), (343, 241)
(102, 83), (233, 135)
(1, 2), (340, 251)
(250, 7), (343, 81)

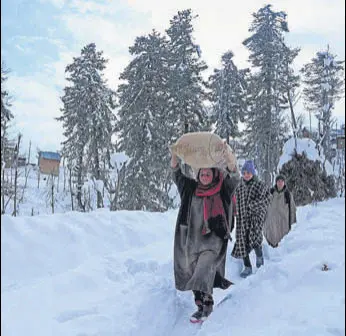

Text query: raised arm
(170, 151), (196, 196)
(170, 152), (179, 169)
(223, 173), (240, 198)
(221, 141), (240, 197)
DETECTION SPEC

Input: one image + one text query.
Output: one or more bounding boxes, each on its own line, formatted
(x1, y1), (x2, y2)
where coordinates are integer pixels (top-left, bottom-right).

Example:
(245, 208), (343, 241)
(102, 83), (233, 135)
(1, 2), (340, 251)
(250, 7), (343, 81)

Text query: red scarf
(195, 169), (227, 234)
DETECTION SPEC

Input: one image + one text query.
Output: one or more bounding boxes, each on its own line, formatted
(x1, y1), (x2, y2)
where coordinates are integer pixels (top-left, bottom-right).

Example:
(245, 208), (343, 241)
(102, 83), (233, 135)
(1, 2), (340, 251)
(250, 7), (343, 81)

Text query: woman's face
(199, 168), (213, 185)
(242, 170), (253, 181)
(276, 179), (285, 190)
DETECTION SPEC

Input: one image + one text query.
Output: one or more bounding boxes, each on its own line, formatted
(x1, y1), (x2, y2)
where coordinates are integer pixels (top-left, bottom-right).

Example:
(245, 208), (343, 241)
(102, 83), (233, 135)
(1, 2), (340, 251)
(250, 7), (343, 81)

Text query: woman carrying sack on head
(170, 144), (239, 323)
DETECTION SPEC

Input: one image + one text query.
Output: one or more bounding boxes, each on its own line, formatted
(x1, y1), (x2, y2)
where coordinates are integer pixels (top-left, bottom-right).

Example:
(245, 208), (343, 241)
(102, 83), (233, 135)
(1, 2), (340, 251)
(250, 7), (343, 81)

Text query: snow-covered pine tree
(1, 62), (15, 214)
(281, 45), (301, 142)
(1, 62), (13, 128)
(301, 46), (345, 161)
(166, 9), (210, 135)
(1, 62), (14, 165)
(57, 43), (116, 210)
(116, 30), (173, 211)
(207, 51), (248, 142)
(242, 5), (297, 185)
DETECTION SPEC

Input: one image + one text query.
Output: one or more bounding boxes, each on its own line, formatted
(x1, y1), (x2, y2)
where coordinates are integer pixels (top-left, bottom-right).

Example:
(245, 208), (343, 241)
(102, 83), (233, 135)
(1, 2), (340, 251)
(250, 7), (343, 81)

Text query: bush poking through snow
(321, 264), (330, 271)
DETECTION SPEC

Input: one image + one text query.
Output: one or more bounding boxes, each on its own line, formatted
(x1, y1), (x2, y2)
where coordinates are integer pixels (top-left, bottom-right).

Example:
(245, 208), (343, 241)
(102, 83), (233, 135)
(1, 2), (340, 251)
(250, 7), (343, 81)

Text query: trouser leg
(254, 245), (264, 268)
(254, 245), (263, 258)
(193, 290), (204, 308)
(243, 254), (252, 267)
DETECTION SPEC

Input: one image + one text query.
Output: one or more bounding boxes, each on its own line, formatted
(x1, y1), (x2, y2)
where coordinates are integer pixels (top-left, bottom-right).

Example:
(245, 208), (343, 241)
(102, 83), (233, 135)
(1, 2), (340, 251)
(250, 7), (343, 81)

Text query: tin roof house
(38, 151), (61, 176)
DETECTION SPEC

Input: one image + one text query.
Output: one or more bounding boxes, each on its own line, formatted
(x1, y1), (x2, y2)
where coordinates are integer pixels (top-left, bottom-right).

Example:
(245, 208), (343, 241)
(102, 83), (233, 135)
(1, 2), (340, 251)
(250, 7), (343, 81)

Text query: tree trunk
(1, 168), (5, 214)
(287, 89), (298, 149)
(95, 154), (103, 209)
(184, 119), (189, 134)
(92, 127), (103, 209)
(76, 154), (85, 211)
(12, 134), (22, 217)
(51, 177), (55, 214)
(69, 166), (74, 211)
(63, 157), (66, 192)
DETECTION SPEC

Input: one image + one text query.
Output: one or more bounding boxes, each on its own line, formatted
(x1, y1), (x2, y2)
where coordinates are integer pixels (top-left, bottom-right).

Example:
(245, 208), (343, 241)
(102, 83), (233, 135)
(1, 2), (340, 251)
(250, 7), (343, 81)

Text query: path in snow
(1, 199), (344, 336)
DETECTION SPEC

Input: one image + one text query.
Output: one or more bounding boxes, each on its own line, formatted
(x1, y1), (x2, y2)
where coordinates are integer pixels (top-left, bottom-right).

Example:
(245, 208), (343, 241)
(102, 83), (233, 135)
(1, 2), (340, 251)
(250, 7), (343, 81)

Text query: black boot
(190, 291), (204, 323)
(255, 246), (264, 268)
(240, 255), (253, 278)
(201, 294), (214, 321)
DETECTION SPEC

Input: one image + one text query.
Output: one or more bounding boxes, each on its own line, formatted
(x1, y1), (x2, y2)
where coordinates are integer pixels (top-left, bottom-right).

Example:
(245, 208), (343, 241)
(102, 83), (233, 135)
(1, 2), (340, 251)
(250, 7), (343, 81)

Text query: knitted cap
(241, 160), (256, 175)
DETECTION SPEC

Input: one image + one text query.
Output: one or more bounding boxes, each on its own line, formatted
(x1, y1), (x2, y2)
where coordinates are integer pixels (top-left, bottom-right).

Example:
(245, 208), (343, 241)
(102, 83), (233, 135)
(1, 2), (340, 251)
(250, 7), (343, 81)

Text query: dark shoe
(190, 291), (204, 323)
(256, 256), (264, 268)
(201, 304), (213, 321)
(201, 294), (214, 321)
(193, 290), (204, 306)
(190, 307), (203, 323)
(240, 266), (252, 278)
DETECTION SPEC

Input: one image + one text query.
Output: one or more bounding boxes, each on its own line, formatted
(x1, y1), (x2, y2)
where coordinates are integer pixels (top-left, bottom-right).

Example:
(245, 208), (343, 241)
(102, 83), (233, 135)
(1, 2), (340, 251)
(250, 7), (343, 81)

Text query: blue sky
(1, 0), (345, 155)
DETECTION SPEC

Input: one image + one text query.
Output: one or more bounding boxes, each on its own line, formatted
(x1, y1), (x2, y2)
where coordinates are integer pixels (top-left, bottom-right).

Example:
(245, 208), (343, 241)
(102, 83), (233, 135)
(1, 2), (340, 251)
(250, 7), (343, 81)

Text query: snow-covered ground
(1, 165), (73, 216)
(1, 198), (345, 336)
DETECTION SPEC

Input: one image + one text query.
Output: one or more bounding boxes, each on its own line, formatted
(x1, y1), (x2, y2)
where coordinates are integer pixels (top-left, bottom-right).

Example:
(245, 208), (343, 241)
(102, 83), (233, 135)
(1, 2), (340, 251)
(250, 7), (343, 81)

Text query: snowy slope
(1, 199), (345, 336)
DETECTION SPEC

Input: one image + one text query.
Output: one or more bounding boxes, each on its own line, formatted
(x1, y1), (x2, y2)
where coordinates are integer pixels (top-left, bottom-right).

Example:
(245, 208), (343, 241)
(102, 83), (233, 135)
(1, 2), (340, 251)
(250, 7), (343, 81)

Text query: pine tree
(242, 5), (298, 185)
(116, 10), (211, 211)
(166, 9), (210, 135)
(281, 45), (301, 141)
(208, 51), (248, 142)
(301, 46), (345, 160)
(1, 62), (13, 127)
(116, 30), (173, 211)
(1, 62), (13, 173)
(57, 43), (116, 210)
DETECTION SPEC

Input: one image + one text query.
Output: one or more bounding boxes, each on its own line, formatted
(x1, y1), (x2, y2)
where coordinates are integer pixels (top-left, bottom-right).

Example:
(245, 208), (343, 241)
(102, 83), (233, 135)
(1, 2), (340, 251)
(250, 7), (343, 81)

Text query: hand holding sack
(170, 132), (237, 171)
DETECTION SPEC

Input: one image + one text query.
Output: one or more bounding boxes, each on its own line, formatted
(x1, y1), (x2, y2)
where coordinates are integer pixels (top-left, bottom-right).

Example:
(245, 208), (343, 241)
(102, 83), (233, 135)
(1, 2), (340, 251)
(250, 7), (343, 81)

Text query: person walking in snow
(263, 174), (297, 248)
(170, 145), (239, 323)
(231, 160), (271, 278)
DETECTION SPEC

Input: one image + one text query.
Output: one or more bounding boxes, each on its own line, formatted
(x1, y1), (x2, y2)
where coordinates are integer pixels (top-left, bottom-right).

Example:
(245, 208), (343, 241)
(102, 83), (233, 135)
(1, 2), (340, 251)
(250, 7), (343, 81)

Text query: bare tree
(1, 130), (13, 214)
(295, 112), (306, 138)
(18, 165), (31, 204)
(45, 173), (57, 214)
(25, 141), (31, 175)
(62, 156), (67, 192)
(12, 133), (22, 216)
(36, 147), (41, 189)
(1, 164), (15, 214)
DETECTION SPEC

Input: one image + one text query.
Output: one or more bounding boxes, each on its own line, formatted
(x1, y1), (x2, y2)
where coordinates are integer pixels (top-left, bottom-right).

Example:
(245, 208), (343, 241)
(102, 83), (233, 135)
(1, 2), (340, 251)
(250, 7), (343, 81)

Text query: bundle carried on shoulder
(170, 132), (237, 170)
